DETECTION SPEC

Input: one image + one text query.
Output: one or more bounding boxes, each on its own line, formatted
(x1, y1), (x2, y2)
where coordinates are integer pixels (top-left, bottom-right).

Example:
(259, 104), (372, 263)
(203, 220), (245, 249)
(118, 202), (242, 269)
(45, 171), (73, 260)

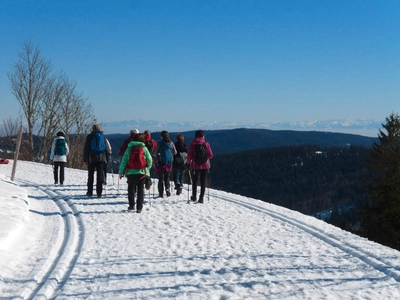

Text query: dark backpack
(127, 145), (148, 170)
(175, 152), (187, 165)
(158, 141), (173, 165)
(194, 143), (208, 164)
(144, 140), (156, 159)
(91, 132), (106, 153)
(55, 138), (67, 156)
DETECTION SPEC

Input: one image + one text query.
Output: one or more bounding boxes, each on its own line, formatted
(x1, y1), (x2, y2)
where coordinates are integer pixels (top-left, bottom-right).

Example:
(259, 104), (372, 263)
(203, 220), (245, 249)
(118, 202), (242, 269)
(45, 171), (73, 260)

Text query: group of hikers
(49, 124), (213, 213)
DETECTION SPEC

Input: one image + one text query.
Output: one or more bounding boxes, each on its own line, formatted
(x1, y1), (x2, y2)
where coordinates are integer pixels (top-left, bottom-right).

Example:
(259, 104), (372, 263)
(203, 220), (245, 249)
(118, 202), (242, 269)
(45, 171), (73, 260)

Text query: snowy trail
(2, 161), (400, 299)
(7, 180), (85, 300)
(211, 191), (400, 282)
(33, 184), (85, 299)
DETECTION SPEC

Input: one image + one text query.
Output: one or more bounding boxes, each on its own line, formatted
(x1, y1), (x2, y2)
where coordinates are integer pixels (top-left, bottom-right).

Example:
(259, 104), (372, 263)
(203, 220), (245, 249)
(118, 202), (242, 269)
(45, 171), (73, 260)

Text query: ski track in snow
(6, 179), (85, 300)
(211, 192), (400, 282)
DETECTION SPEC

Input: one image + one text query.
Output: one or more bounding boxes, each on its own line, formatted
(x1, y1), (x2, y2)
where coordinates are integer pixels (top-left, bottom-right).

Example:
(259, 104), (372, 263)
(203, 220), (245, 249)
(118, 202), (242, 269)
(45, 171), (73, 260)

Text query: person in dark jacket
(186, 130), (213, 203)
(83, 124), (107, 198)
(143, 129), (157, 190)
(155, 130), (177, 197)
(173, 133), (188, 195)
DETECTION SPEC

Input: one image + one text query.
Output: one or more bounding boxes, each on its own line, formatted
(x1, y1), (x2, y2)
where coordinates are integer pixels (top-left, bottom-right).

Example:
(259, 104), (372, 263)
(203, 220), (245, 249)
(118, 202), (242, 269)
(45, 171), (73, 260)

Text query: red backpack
(127, 146), (148, 170)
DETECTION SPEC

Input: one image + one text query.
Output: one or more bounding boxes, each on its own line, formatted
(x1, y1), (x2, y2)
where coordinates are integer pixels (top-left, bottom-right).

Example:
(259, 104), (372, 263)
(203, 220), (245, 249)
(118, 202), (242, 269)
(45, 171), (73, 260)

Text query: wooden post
(10, 125), (23, 181)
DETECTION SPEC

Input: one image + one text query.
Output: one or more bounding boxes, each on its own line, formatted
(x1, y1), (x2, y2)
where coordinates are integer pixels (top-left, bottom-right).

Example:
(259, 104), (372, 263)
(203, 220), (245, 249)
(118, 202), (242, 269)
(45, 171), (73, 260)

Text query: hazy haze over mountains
(101, 119), (382, 137)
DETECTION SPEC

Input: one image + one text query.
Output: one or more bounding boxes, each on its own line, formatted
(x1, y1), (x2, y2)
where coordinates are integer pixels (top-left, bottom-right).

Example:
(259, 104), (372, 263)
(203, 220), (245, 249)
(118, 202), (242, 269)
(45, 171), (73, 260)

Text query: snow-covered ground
(1, 160), (400, 299)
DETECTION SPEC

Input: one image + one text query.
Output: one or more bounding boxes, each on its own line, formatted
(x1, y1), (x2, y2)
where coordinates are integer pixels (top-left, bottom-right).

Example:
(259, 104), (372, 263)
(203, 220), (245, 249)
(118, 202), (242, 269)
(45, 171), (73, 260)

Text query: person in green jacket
(119, 133), (153, 213)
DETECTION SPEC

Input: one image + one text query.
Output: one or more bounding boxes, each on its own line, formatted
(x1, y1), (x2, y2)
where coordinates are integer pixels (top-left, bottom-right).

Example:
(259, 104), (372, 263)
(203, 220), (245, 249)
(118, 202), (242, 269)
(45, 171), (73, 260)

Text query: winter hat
(130, 129), (139, 135)
(57, 131), (65, 137)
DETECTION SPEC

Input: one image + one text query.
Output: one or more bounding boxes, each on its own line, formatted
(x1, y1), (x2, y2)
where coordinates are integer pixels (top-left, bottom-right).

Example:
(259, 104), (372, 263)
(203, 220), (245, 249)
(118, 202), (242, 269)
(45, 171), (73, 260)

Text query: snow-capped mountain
(101, 119), (382, 137)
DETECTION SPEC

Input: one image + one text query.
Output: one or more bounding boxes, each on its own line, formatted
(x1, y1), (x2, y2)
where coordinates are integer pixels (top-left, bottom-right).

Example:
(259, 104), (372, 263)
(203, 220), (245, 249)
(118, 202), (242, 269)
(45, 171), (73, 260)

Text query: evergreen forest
(208, 144), (370, 231)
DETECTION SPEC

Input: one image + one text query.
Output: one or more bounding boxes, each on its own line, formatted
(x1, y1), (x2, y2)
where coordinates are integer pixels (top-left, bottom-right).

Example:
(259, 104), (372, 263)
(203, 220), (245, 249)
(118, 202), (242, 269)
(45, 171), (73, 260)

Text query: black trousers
(192, 169), (208, 200)
(53, 161), (65, 184)
(127, 173), (146, 210)
(87, 162), (103, 196)
(157, 168), (171, 196)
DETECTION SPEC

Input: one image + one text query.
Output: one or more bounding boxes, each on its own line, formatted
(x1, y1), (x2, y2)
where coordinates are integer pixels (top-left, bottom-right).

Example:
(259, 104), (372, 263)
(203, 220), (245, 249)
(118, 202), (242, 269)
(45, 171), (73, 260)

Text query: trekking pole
(207, 170), (209, 202)
(111, 158), (115, 186)
(187, 175), (190, 204)
(117, 175), (120, 195)
(187, 169), (192, 204)
(117, 158), (121, 195)
(149, 187), (152, 207)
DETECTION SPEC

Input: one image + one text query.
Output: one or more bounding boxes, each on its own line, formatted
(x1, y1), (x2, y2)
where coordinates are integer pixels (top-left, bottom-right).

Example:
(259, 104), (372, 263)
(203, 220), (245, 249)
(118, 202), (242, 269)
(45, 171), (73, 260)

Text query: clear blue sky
(1, 0), (399, 125)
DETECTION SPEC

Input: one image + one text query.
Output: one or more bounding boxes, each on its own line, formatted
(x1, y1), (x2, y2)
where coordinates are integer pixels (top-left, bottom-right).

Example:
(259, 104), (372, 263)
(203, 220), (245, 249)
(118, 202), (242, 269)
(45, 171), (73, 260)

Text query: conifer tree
(360, 113), (400, 250)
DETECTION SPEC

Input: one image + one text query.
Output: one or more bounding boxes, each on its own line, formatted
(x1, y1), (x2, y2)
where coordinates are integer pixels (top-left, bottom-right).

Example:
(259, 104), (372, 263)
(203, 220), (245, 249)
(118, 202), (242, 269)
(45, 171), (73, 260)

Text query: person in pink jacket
(186, 130), (213, 203)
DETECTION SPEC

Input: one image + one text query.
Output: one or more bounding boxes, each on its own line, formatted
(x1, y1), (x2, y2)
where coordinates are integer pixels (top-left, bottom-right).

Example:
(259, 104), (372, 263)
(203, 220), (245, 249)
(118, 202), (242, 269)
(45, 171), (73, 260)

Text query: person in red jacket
(186, 130), (213, 203)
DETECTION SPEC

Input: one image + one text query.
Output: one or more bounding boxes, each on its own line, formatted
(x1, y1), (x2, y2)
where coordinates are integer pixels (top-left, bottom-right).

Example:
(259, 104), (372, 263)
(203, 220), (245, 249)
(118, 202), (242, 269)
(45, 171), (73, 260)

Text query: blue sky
(1, 0), (399, 125)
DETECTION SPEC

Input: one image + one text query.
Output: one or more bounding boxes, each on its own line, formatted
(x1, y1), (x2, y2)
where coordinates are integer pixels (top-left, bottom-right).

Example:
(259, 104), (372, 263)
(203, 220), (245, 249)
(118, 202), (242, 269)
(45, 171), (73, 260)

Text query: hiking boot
(166, 190), (171, 197)
(128, 206), (134, 211)
(55, 181), (58, 184)
(198, 198), (204, 203)
(176, 188), (182, 195)
(97, 194), (102, 198)
(158, 194), (163, 198)
(137, 209), (142, 213)
(191, 195), (197, 201)
(86, 192), (93, 197)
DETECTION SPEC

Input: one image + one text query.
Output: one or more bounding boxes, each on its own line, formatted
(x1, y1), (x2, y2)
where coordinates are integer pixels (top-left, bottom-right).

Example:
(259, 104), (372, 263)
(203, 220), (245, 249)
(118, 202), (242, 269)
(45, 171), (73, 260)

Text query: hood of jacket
(192, 137), (205, 144)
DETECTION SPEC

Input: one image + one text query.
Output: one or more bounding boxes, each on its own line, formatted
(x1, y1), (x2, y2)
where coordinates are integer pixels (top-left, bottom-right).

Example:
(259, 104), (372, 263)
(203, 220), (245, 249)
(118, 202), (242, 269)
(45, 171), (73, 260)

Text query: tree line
(209, 144), (369, 226)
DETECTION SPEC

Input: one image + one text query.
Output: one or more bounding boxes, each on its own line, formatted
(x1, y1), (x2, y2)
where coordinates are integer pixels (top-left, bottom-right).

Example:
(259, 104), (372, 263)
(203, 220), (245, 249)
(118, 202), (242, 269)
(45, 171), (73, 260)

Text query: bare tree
(8, 40), (97, 167)
(8, 40), (53, 161)
(36, 71), (66, 161)
(58, 77), (95, 169)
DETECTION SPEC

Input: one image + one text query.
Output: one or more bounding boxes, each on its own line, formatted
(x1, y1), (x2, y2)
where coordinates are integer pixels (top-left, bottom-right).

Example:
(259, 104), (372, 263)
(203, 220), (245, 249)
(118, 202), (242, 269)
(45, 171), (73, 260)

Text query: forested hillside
(107, 128), (377, 157)
(209, 144), (369, 230)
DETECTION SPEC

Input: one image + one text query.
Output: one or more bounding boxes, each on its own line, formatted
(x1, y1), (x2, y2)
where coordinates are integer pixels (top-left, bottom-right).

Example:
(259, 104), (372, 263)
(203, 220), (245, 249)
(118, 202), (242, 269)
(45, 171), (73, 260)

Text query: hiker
(83, 124), (107, 198)
(143, 129), (157, 189)
(155, 130), (177, 197)
(186, 130), (213, 203)
(118, 129), (139, 157)
(173, 133), (188, 195)
(50, 131), (69, 185)
(103, 138), (112, 185)
(119, 133), (152, 213)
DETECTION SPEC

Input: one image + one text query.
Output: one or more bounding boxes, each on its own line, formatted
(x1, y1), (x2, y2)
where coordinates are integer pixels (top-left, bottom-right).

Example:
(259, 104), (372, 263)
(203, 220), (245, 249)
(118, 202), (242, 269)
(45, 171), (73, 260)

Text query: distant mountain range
(102, 119), (382, 137)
